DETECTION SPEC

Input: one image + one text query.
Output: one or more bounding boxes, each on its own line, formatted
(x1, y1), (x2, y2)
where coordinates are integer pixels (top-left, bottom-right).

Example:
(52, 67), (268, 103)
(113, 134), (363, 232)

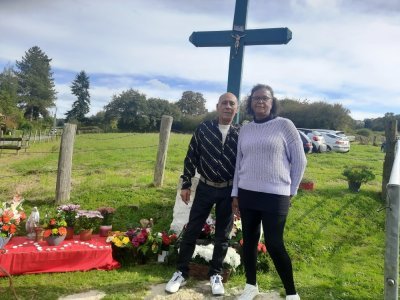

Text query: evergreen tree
(0, 65), (19, 115)
(15, 46), (56, 120)
(65, 71), (91, 122)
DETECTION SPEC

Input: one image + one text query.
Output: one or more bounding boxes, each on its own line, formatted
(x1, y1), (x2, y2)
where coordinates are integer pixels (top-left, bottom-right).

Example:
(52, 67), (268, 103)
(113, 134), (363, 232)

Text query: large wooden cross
(189, 0), (292, 122)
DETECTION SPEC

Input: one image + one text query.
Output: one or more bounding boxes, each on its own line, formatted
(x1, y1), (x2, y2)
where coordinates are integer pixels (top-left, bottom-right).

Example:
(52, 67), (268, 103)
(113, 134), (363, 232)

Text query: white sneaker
(210, 274), (224, 295)
(286, 294), (300, 300)
(238, 283), (259, 300)
(165, 271), (186, 293)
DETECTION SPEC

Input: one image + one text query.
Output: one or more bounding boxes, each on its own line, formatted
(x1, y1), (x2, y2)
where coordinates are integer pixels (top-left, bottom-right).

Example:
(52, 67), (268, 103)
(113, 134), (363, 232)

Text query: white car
(321, 132), (350, 153)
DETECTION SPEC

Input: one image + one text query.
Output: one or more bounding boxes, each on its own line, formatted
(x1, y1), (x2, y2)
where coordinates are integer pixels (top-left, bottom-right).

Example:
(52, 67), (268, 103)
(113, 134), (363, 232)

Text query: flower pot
(46, 235), (66, 246)
(99, 225), (112, 237)
(79, 229), (93, 241)
(348, 181), (362, 192)
(299, 181), (314, 190)
(34, 227), (45, 242)
(188, 262), (230, 283)
(0, 235), (12, 249)
(65, 227), (75, 240)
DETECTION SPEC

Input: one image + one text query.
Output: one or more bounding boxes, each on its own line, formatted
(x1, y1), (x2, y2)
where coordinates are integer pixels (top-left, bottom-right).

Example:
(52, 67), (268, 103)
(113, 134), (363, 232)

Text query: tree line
(1, 46), (398, 134)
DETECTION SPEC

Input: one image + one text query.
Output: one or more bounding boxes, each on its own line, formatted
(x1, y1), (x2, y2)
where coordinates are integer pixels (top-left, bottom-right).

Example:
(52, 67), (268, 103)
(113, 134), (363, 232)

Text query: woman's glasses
(251, 96), (272, 102)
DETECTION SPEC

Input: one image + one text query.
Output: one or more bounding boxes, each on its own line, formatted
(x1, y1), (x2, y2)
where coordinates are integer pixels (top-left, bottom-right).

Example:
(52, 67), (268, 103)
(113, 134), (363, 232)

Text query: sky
(0, 0), (399, 121)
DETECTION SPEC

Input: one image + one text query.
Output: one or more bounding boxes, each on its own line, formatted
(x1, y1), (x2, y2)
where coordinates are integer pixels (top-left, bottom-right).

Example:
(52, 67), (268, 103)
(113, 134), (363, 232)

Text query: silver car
(297, 128), (328, 153)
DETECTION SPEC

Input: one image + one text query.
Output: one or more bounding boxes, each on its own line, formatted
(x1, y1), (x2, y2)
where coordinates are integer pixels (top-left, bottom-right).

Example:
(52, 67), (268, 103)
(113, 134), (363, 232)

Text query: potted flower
(0, 194), (26, 248)
(107, 231), (134, 265)
(75, 210), (103, 241)
(152, 231), (178, 263)
(126, 227), (153, 264)
(97, 206), (115, 237)
(42, 213), (68, 246)
(189, 244), (241, 282)
(342, 165), (375, 192)
(299, 177), (315, 191)
(57, 204), (80, 239)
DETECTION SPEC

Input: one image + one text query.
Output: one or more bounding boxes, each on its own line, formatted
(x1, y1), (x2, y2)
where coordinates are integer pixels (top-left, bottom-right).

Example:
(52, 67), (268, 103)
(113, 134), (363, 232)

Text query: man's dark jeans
(177, 181), (233, 278)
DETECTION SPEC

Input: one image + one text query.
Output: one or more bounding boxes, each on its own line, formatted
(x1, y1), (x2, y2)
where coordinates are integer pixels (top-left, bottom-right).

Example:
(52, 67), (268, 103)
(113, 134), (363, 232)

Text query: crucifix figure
(231, 33), (246, 56)
(189, 0), (292, 122)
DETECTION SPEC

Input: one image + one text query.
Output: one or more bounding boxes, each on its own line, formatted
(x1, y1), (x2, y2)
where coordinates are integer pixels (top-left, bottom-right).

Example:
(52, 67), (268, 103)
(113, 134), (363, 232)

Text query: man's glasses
(251, 96), (272, 102)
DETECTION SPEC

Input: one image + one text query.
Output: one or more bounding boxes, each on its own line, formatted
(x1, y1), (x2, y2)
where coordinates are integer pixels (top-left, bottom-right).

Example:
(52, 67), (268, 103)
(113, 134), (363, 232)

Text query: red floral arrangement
(0, 194), (26, 238)
(43, 214), (68, 237)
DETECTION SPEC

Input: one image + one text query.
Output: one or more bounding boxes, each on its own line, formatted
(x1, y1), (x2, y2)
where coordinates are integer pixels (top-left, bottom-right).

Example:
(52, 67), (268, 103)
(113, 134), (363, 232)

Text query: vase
(65, 227), (75, 240)
(0, 235), (12, 249)
(34, 227), (45, 242)
(46, 235), (66, 246)
(99, 225), (112, 237)
(157, 250), (169, 263)
(80, 229), (93, 241)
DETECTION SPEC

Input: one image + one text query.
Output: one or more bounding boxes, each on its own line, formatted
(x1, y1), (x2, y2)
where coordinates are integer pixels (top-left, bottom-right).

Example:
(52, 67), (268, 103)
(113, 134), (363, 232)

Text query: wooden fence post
(55, 123), (77, 204)
(153, 115), (173, 187)
(382, 120), (398, 200)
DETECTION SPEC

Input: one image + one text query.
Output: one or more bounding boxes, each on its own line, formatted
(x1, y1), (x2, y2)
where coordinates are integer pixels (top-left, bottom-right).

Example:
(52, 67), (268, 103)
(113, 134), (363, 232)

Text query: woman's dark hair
(246, 84), (278, 116)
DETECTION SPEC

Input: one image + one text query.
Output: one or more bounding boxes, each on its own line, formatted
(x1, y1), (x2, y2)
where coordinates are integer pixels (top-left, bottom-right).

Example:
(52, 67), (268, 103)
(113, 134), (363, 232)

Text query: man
(165, 92), (239, 296)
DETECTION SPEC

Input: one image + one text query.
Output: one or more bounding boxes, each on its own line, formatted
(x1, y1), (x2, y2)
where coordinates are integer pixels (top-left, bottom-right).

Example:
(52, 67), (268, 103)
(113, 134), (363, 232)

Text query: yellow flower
(122, 236), (130, 245)
(52, 228), (58, 235)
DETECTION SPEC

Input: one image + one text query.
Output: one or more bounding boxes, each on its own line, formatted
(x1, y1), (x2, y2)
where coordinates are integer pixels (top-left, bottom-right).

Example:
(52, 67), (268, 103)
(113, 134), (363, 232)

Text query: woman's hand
(232, 197), (240, 217)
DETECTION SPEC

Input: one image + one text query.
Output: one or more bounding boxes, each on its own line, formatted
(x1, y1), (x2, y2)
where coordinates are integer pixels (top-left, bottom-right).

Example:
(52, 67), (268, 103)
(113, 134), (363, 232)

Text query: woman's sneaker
(238, 283), (259, 300)
(165, 271), (186, 293)
(210, 274), (224, 295)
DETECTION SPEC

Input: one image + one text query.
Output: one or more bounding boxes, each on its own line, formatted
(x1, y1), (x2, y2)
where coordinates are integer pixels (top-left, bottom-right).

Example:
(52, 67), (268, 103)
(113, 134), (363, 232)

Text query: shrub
(342, 165), (375, 183)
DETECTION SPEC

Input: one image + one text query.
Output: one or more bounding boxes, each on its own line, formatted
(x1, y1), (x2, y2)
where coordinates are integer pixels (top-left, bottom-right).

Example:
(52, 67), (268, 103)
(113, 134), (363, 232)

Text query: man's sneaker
(238, 283), (259, 300)
(210, 274), (224, 295)
(165, 271), (186, 293)
(286, 294), (300, 300)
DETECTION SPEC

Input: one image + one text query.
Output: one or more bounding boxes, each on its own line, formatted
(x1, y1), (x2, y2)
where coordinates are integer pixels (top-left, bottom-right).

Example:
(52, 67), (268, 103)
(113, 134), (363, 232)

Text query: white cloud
(0, 0), (399, 120)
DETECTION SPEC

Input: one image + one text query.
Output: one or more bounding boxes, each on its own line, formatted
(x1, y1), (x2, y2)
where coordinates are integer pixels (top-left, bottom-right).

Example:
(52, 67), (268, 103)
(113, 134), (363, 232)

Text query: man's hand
(180, 189), (191, 205)
(232, 197), (240, 217)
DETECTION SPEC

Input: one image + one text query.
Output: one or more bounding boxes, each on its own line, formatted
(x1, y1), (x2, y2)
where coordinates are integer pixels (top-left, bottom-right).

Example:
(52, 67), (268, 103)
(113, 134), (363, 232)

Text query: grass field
(0, 133), (387, 299)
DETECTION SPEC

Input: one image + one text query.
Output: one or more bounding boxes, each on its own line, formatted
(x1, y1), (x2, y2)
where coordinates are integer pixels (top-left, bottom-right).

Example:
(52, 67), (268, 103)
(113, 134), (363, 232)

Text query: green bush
(342, 165), (375, 183)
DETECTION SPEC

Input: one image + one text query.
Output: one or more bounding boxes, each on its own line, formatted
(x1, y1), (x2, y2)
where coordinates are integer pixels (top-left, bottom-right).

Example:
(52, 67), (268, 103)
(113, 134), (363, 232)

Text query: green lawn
(0, 133), (386, 299)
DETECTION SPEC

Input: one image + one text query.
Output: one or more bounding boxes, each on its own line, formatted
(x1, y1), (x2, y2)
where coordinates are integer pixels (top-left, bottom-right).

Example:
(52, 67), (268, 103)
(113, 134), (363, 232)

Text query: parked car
(313, 129), (348, 140)
(298, 130), (313, 154)
(320, 132), (350, 153)
(297, 128), (327, 153)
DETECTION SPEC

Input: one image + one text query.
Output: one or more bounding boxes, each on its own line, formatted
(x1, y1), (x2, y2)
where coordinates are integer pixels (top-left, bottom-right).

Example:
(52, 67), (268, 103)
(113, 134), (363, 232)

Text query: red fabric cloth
(0, 235), (120, 276)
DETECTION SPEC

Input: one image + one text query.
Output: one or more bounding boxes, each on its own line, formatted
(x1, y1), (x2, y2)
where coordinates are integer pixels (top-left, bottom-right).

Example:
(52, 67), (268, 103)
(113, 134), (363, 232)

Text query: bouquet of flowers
(192, 244), (241, 270)
(107, 231), (131, 248)
(198, 216), (215, 240)
(42, 214), (67, 237)
(151, 231), (178, 254)
(57, 204), (80, 227)
(75, 210), (103, 231)
(0, 194), (26, 238)
(229, 215), (242, 245)
(97, 206), (115, 225)
(126, 227), (152, 255)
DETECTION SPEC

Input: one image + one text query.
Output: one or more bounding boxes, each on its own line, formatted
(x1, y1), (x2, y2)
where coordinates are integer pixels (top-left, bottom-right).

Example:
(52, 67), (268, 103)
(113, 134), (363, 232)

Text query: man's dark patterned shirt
(181, 119), (239, 189)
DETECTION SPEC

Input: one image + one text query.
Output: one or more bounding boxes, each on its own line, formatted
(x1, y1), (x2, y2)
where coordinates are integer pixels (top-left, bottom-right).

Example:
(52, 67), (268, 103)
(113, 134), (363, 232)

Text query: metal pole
(384, 140), (400, 300)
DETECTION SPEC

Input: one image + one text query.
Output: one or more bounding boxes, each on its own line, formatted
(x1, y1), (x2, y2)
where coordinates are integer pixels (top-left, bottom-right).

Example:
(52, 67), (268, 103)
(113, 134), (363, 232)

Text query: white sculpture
(26, 207), (40, 240)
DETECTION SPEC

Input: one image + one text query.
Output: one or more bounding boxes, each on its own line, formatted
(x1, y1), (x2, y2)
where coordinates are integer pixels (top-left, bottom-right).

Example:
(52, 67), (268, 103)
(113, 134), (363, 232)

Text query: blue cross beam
(189, 0), (292, 122)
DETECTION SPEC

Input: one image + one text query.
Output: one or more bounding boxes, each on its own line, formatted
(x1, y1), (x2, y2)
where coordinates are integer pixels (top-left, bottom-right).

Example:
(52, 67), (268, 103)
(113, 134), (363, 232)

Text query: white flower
(192, 244), (241, 269)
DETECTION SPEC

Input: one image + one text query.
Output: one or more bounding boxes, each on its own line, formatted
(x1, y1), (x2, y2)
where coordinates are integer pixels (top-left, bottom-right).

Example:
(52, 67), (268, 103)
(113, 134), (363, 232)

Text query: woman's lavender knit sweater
(231, 117), (307, 197)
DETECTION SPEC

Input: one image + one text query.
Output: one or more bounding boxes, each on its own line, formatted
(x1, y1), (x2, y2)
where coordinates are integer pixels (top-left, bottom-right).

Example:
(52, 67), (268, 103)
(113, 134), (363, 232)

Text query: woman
(232, 84), (306, 300)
